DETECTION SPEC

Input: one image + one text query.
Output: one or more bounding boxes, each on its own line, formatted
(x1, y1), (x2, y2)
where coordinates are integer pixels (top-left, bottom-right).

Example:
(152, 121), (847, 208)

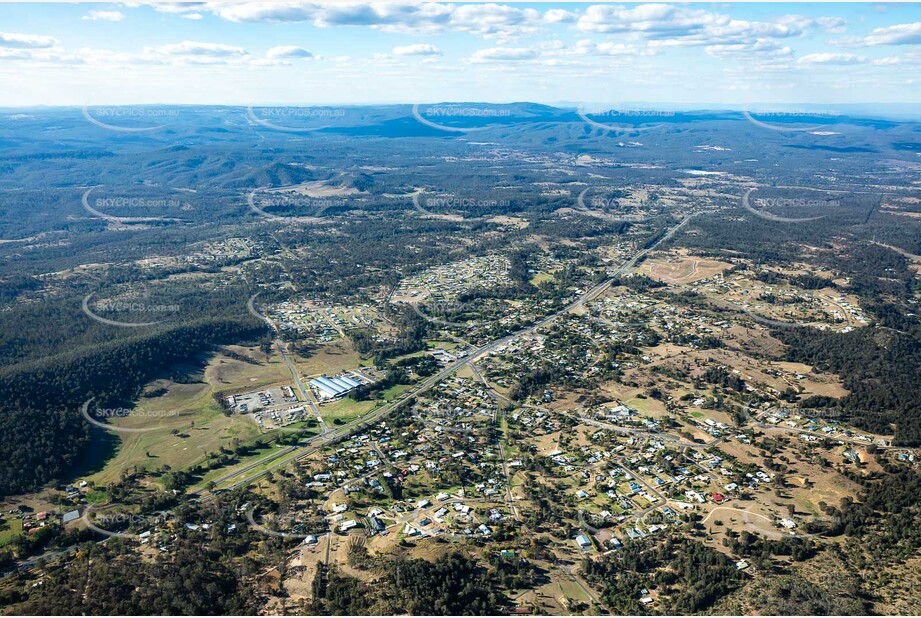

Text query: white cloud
(76, 40), (252, 66)
(872, 56), (903, 66)
(129, 2), (851, 48)
(147, 41), (248, 57)
(151, 2), (209, 14)
(0, 48), (48, 61)
(595, 42), (644, 56)
(212, 3), (316, 24)
(814, 16), (847, 33)
(571, 39), (647, 57)
(392, 43), (442, 56)
(469, 46), (539, 62)
(578, 4), (848, 55)
(266, 45), (313, 59)
(0, 38), (260, 67)
(706, 39), (792, 59)
(208, 2), (544, 39)
(544, 8), (577, 24)
(797, 52), (866, 65)
(462, 38), (651, 66)
(448, 4), (542, 38)
(577, 4), (727, 36)
(872, 51), (921, 66)
(83, 11), (125, 22)
(840, 21), (921, 46)
(0, 45), (96, 65)
(0, 32), (57, 49)
(2, 1), (916, 105)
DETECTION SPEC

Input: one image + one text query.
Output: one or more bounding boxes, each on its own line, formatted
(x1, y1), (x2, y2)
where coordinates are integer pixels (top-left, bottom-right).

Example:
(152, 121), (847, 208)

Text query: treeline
(752, 269), (832, 291)
(0, 317), (267, 497)
(527, 215), (630, 241)
(829, 467), (921, 560)
(0, 275), (254, 367)
(453, 250), (538, 303)
(745, 575), (869, 615)
(581, 534), (744, 614)
(612, 273), (667, 291)
(0, 204), (249, 280)
(702, 365), (746, 392)
(680, 197), (891, 265)
(2, 538), (257, 615)
(310, 552), (503, 615)
(350, 304), (430, 366)
(392, 353), (439, 377)
(349, 367), (411, 402)
(507, 364), (567, 402)
(723, 530), (817, 565)
(823, 242), (917, 301)
(271, 217), (470, 300)
(776, 326), (921, 445)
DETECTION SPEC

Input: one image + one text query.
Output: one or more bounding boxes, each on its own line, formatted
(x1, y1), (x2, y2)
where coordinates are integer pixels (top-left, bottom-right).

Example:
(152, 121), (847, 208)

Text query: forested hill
(775, 325), (921, 447)
(0, 317), (267, 497)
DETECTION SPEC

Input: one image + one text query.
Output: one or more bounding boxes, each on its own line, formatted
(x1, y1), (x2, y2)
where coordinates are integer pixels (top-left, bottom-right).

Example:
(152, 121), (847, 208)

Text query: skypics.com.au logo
(247, 188), (344, 221)
(246, 106), (345, 132)
(412, 191), (510, 215)
(82, 105), (180, 133)
(82, 508), (176, 539)
(82, 281), (182, 328)
(412, 104), (510, 133)
(577, 105), (675, 135)
(409, 299), (484, 329)
(741, 187), (834, 223)
(743, 107), (839, 133)
(81, 398), (180, 433)
(82, 186), (185, 225)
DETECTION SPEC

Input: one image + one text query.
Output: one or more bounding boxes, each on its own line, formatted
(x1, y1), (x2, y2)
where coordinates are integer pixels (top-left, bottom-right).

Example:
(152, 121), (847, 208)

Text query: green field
(0, 518), (23, 547)
(558, 577), (594, 605)
(85, 489), (108, 504)
(191, 421), (321, 492)
(88, 397), (262, 487)
(204, 444), (304, 492)
(320, 397), (377, 425)
(320, 383), (413, 426)
(626, 397), (666, 416)
(86, 350), (288, 487)
(426, 339), (461, 350)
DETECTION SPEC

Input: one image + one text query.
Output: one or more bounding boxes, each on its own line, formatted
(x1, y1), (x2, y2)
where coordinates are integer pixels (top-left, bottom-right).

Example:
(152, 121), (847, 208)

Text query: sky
(0, 2), (919, 107)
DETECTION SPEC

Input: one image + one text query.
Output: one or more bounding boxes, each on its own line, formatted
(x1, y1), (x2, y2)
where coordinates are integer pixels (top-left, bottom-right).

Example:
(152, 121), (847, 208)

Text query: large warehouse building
(309, 374), (363, 399)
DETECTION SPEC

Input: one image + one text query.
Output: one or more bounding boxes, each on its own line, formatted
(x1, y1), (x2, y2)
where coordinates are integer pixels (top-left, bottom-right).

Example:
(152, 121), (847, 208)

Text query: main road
(247, 293), (327, 433)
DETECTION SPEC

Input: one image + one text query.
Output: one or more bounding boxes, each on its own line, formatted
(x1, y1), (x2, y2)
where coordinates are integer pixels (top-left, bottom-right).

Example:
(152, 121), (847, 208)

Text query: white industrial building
(309, 374), (364, 399)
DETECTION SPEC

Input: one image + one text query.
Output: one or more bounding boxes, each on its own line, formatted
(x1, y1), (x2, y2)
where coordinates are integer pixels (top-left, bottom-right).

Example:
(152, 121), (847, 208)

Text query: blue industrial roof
(311, 377), (347, 395)
(337, 375), (361, 388)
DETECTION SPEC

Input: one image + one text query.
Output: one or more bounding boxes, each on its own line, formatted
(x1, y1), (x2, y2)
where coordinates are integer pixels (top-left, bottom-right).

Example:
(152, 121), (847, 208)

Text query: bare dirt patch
(639, 250), (731, 285)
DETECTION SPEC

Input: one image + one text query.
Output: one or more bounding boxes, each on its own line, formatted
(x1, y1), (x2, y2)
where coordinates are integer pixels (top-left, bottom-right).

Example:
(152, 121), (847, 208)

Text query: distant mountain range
(3, 101), (919, 122)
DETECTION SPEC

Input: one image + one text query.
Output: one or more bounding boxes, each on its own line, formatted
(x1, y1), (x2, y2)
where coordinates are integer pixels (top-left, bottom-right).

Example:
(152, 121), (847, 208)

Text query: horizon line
(3, 101), (918, 109)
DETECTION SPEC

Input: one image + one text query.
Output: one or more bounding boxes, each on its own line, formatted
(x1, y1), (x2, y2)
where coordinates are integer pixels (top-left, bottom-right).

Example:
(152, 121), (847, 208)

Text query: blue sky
(0, 2), (918, 107)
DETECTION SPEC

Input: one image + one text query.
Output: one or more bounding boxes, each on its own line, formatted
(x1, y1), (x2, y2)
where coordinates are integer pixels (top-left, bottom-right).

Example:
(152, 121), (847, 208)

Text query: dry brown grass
(638, 250), (731, 284)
